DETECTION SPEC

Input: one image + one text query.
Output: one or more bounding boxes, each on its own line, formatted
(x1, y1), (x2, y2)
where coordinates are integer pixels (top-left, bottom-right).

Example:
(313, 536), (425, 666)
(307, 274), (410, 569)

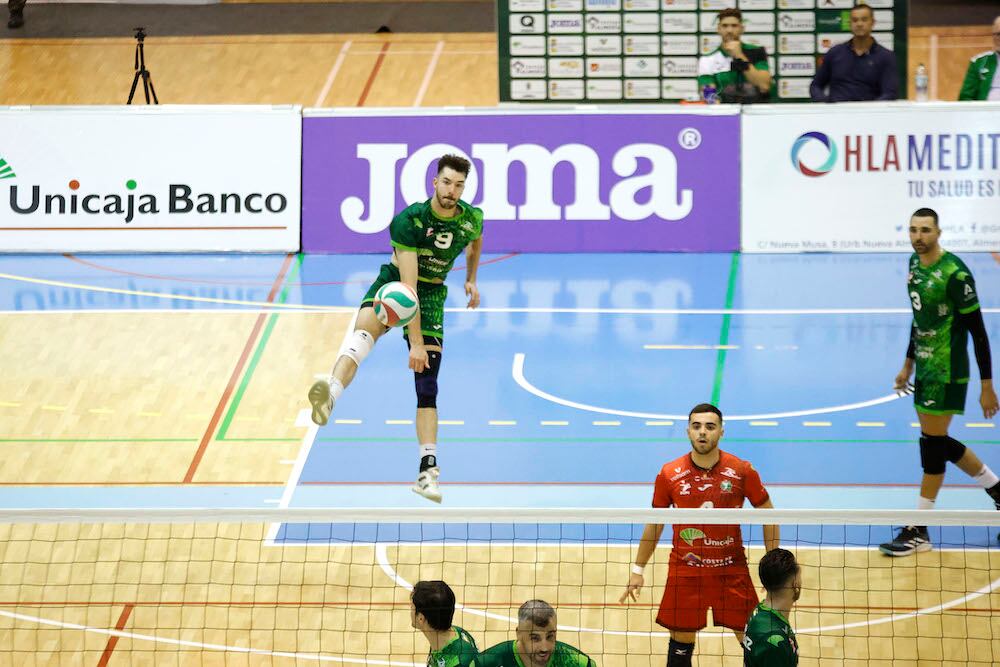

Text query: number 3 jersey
(652, 451), (770, 576)
(389, 199), (484, 283)
(907, 251), (981, 384)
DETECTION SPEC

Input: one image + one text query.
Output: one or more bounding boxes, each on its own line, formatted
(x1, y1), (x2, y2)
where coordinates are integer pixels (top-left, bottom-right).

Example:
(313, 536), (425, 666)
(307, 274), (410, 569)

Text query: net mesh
(0, 507), (998, 666)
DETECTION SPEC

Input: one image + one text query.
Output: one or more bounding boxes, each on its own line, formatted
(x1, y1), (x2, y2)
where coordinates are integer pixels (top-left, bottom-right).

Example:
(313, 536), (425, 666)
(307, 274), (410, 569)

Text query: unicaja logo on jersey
(790, 132), (838, 177)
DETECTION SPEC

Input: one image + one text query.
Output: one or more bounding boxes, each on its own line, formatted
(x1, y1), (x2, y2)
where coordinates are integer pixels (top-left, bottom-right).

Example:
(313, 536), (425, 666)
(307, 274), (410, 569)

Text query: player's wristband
(631, 564), (645, 575)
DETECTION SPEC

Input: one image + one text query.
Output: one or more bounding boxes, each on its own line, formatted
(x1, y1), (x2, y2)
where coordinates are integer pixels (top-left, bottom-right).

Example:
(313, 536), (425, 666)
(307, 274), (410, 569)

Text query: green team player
(411, 581), (479, 667)
(881, 207), (999, 556)
(472, 600), (595, 667)
(696, 8), (771, 104)
(307, 154), (484, 503)
(742, 548), (800, 667)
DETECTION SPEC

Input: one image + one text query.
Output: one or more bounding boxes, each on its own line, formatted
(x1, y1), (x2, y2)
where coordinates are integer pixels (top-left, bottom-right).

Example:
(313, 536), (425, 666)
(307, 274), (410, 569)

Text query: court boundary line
(183, 253), (294, 483)
(264, 307), (361, 545)
(374, 543), (1000, 637)
(412, 40), (444, 107)
(314, 40), (352, 107)
(0, 608), (422, 666)
(512, 353), (904, 421)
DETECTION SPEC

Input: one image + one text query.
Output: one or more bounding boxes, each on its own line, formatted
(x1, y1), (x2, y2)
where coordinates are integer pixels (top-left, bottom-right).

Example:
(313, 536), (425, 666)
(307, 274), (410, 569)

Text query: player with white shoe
(308, 154), (484, 503)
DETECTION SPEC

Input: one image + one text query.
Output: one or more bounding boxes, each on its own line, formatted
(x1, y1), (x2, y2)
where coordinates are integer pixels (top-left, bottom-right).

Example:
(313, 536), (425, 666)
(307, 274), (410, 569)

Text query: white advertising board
(742, 102), (1000, 253)
(0, 106), (301, 252)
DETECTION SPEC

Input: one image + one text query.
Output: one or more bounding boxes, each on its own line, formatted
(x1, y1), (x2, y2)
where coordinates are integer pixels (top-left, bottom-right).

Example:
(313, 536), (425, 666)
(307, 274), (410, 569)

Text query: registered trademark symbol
(678, 128), (701, 150)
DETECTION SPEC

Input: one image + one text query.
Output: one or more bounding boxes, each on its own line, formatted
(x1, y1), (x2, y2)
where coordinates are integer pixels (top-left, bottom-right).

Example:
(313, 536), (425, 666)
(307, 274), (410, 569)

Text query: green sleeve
(754, 59), (770, 72)
(752, 636), (797, 666)
(947, 270), (981, 314)
(389, 208), (422, 251)
(696, 74), (715, 90)
(470, 206), (485, 241)
(958, 59), (980, 101)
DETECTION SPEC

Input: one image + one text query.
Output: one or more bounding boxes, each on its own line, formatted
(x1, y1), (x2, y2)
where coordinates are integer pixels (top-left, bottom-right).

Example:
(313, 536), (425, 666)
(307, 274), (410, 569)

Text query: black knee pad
(919, 434), (948, 475)
(944, 436), (967, 463)
(414, 350), (442, 409)
(666, 639), (694, 667)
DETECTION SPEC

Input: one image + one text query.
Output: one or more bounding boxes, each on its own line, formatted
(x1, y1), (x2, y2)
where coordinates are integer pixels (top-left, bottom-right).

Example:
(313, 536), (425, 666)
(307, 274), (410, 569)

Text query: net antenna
(127, 27), (159, 105)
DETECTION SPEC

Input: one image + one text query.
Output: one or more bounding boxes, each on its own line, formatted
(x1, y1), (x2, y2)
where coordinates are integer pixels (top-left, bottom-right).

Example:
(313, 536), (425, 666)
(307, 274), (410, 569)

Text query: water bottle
(702, 83), (718, 104)
(914, 63), (929, 102)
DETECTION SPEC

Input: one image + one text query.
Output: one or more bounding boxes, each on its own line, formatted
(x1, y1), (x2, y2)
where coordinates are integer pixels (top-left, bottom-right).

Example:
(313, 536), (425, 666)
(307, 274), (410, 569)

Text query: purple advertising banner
(302, 110), (740, 253)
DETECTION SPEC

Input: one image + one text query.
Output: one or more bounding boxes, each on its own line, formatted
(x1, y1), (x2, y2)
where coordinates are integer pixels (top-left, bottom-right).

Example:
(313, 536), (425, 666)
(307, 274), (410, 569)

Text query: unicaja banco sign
(341, 142), (694, 234)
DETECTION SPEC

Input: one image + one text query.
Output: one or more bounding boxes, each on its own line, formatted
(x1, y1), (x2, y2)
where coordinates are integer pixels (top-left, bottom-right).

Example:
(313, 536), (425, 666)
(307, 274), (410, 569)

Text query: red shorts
(655, 570), (758, 632)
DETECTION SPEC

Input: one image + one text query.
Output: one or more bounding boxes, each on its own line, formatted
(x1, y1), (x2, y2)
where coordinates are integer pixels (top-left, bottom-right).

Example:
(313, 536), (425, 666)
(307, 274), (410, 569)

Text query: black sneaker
(8, 9), (24, 29)
(879, 526), (932, 557)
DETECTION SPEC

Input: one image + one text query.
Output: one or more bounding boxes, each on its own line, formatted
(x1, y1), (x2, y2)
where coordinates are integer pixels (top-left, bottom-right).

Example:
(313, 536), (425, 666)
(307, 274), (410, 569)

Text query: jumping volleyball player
(308, 154), (484, 503)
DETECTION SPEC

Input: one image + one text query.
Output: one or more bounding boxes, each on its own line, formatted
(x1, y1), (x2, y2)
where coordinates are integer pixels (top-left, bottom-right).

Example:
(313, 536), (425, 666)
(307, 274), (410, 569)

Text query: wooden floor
(1, 524), (999, 666)
(0, 28), (994, 106)
(0, 33), (498, 107)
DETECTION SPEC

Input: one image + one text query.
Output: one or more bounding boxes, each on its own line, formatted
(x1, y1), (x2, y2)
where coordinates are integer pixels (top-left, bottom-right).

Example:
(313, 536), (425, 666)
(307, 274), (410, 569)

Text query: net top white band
(2, 507), (998, 527)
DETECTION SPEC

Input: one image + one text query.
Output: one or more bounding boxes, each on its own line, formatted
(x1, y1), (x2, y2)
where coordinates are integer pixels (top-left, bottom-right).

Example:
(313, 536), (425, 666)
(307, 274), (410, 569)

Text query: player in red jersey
(619, 403), (779, 666)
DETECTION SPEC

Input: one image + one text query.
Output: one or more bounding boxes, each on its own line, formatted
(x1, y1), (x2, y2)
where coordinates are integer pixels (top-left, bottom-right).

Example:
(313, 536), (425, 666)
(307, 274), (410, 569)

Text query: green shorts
(361, 263), (448, 340)
(913, 377), (968, 415)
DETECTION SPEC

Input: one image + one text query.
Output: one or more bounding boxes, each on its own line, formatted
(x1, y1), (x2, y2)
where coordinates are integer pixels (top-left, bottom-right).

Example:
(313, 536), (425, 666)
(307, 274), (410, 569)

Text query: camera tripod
(127, 27), (159, 105)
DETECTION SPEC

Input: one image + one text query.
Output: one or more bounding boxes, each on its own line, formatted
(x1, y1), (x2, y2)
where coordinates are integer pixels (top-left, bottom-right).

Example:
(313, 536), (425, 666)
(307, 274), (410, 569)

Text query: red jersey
(652, 450), (769, 576)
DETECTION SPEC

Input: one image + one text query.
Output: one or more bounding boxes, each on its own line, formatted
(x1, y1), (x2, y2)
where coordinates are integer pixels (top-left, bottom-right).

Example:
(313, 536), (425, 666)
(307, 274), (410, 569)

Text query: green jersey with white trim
(471, 640), (595, 667)
(907, 251), (981, 383)
(742, 602), (798, 666)
(389, 199), (484, 283)
(426, 626), (479, 667)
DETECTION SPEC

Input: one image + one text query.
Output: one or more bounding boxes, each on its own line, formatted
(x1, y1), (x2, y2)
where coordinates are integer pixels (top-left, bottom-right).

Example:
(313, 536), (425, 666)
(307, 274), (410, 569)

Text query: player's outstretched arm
(464, 236), (483, 309)
(756, 498), (780, 552)
(619, 523), (663, 603)
(396, 249), (428, 373)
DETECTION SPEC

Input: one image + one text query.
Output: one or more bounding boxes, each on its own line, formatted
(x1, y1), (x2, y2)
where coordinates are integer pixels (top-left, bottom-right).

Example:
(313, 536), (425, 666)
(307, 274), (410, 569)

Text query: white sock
(328, 378), (345, 402)
(420, 443), (437, 459)
(973, 465), (1000, 489)
(917, 497), (936, 510)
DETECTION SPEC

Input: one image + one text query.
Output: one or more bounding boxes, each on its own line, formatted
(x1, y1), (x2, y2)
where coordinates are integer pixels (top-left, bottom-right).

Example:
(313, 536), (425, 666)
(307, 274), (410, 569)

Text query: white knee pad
(342, 329), (375, 367)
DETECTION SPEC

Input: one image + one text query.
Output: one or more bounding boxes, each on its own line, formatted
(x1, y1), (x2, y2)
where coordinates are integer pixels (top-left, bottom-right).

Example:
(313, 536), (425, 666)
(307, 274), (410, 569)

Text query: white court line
(412, 40), (444, 107)
(644, 344), (739, 350)
(0, 609), (421, 666)
(314, 40), (353, 107)
(512, 353), (903, 421)
(374, 543), (1000, 638)
(2, 306), (998, 316)
(265, 309), (360, 545)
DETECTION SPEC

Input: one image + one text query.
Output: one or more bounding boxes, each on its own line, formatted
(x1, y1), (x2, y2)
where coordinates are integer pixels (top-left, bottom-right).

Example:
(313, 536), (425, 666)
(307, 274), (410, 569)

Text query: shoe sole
(307, 381), (332, 426)
(878, 542), (932, 557)
(412, 485), (442, 503)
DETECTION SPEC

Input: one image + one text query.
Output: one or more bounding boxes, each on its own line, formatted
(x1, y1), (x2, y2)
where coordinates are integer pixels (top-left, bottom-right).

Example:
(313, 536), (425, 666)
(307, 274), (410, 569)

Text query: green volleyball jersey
(471, 640), (595, 667)
(389, 199), (484, 283)
(907, 251), (981, 383)
(742, 603), (798, 667)
(426, 626), (479, 667)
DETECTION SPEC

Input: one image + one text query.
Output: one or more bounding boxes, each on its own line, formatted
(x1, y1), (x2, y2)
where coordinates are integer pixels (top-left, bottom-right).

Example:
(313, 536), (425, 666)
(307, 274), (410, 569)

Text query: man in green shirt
(696, 8), (772, 103)
(411, 580), (479, 667)
(742, 548), (800, 666)
(307, 154), (484, 503)
(958, 17), (1000, 101)
(880, 207), (1000, 556)
(472, 600), (595, 667)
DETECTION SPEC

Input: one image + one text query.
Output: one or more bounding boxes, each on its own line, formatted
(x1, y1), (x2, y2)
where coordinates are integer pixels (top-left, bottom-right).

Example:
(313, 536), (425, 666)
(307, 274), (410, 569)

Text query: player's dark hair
(437, 154), (472, 177)
(717, 7), (742, 22)
(688, 403), (723, 422)
(911, 207), (939, 227)
(412, 580), (456, 631)
(850, 3), (874, 18)
(759, 548), (800, 594)
(518, 599), (556, 628)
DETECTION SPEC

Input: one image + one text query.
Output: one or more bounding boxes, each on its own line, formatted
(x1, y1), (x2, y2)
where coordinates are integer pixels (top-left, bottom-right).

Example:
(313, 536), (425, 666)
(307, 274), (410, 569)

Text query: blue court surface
(1, 252), (998, 546)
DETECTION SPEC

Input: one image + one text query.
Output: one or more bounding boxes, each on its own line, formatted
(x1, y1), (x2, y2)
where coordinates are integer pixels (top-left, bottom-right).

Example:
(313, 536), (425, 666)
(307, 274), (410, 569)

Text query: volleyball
(373, 281), (419, 328)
